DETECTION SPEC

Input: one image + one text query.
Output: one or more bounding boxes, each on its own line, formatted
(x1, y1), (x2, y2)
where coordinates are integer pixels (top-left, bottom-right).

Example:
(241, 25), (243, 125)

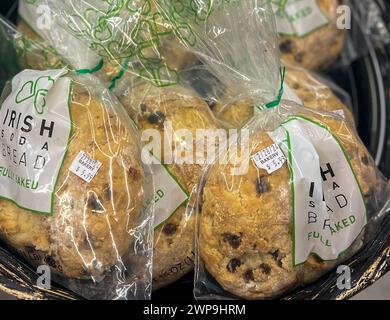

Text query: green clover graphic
(15, 75), (55, 115)
(270, 0), (289, 14)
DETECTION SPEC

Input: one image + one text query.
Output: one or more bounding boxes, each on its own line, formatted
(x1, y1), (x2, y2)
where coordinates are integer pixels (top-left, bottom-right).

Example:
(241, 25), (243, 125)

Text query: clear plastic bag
(183, 62), (355, 129)
(197, 105), (390, 299)
(12, 0), (390, 300)
(16, 0), (197, 87)
(19, 0), (389, 81)
(113, 73), (220, 290)
(20, 0), (222, 291)
(0, 16), (153, 300)
(17, 0), (107, 75)
(156, 0), (390, 299)
(0, 16), (65, 89)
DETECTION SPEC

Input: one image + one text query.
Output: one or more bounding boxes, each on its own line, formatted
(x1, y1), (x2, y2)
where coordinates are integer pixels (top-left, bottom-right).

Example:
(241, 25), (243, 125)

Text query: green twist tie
(265, 67), (286, 109)
(76, 59), (104, 75)
(108, 58), (130, 91)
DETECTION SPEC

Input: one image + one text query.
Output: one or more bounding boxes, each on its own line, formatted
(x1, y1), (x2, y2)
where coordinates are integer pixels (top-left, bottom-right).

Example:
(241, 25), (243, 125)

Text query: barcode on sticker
(251, 144), (287, 174)
(69, 151), (102, 183)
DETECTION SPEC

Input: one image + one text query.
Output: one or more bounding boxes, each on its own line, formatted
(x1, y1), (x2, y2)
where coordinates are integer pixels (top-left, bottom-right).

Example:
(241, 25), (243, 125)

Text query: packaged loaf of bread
(20, 0), (344, 77)
(114, 74), (220, 290)
(160, 0), (390, 299)
(0, 18), (153, 300)
(28, 0), (222, 290)
(152, 0), (346, 72)
(156, 0), (344, 72)
(274, 0), (346, 69)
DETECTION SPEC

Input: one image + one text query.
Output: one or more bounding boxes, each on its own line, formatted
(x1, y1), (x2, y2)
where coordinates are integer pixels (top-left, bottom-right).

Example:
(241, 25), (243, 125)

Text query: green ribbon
(76, 58), (104, 75)
(265, 66), (286, 109)
(108, 58), (130, 91)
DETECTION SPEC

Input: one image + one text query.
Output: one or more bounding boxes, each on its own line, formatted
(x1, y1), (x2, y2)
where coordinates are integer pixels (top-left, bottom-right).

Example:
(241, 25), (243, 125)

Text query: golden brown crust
(119, 82), (219, 289)
(279, 0), (345, 70)
(200, 110), (378, 299)
(213, 65), (354, 128)
(0, 79), (143, 279)
(285, 66), (355, 124)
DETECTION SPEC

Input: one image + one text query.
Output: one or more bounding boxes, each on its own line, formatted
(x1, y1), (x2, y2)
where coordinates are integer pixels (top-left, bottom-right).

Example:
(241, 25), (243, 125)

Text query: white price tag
(251, 143), (287, 174)
(70, 151), (102, 183)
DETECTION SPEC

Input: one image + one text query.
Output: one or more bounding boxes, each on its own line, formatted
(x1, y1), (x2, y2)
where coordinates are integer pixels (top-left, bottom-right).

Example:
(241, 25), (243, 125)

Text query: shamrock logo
(15, 76), (55, 115)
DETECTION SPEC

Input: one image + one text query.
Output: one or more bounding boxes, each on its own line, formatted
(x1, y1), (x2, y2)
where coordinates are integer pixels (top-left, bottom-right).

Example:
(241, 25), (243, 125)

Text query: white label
(251, 143), (287, 174)
(272, 0), (329, 37)
(0, 69), (72, 214)
(143, 157), (189, 228)
(269, 117), (366, 265)
(69, 151), (102, 183)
